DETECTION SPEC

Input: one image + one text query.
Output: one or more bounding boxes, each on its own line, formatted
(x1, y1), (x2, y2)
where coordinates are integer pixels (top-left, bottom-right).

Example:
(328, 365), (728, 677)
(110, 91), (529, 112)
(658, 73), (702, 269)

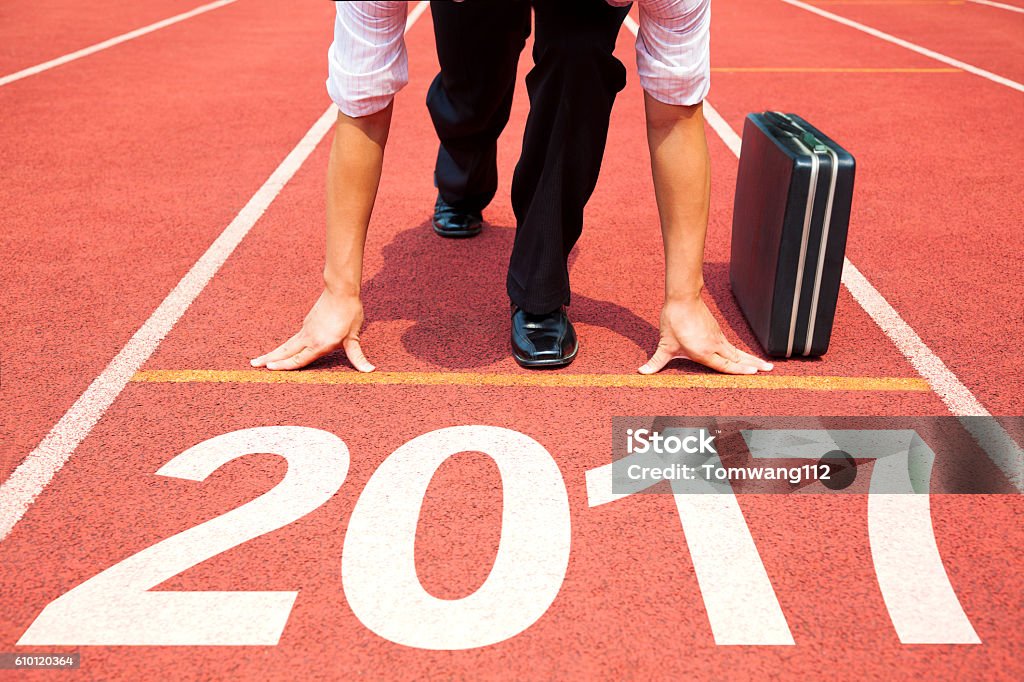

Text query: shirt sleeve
(326, 1), (409, 118)
(631, 0), (712, 106)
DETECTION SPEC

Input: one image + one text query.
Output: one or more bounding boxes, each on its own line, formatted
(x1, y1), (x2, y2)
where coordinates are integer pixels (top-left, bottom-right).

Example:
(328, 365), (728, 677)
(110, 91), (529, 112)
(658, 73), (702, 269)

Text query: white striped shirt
(328, 0), (711, 117)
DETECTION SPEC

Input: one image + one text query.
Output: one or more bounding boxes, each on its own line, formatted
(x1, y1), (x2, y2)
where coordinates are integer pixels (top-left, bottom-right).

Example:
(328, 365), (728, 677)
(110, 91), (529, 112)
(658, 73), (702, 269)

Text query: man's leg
(507, 0), (629, 314)
(427, 0), (530, 218)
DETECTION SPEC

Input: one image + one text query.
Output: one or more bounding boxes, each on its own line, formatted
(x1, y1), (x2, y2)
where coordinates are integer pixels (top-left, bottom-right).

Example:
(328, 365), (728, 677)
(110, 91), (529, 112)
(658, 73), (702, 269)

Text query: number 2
(18, 426), (349, 646)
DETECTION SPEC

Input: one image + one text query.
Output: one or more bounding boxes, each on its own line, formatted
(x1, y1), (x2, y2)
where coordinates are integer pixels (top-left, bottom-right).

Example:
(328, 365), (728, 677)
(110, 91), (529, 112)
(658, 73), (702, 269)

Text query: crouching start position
(252, 0), (771, 376)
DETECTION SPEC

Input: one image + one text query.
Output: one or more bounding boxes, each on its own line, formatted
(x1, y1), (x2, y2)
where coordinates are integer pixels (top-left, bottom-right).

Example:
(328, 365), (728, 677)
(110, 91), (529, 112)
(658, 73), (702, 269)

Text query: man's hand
(639, 297), (773, 375)
(251, 289), (374, 372)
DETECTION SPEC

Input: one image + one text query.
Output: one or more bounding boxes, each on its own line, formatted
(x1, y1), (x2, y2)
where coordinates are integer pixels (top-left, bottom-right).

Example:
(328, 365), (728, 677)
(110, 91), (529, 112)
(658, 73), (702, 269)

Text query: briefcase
(729, 112), (856, 358)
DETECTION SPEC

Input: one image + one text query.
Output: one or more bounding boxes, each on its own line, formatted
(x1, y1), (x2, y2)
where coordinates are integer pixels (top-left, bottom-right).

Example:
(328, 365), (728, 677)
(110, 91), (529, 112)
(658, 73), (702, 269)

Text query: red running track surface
(0, 0), (1021, 679)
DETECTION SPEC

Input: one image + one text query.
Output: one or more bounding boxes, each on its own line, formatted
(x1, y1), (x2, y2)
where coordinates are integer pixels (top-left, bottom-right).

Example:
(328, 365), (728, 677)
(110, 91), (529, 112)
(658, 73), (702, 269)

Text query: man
(427, 0), (630, 368)
(252, 0), (771, 377)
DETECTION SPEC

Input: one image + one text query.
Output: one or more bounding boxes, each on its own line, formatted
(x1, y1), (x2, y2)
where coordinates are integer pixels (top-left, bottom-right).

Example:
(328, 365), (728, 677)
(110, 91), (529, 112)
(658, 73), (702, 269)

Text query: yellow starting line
(712, 67), (962, 73)
(131, 370), (930, 392)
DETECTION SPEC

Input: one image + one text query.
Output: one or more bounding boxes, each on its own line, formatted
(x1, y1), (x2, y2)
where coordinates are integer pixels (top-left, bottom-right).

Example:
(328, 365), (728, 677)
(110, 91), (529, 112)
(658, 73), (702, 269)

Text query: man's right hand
(250, 289), (374, 372)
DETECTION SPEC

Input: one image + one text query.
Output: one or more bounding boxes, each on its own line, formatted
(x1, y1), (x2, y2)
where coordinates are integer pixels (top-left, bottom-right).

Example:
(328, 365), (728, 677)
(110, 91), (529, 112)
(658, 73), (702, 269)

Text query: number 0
(342, 426), (571, 650)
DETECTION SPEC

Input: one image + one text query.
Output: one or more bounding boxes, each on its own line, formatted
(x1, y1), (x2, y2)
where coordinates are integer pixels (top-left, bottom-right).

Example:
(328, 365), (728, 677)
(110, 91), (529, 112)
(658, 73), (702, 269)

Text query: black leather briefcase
(729, 112), (856, 358)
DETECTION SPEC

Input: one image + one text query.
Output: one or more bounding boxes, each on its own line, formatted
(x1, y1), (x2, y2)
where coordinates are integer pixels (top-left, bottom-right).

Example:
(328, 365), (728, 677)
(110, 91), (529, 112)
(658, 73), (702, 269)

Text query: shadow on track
(311, 220), (659, 370)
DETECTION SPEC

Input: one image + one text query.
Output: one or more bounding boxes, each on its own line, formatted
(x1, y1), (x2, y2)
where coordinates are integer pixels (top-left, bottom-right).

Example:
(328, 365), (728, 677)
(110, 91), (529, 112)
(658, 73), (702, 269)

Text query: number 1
(585, 427), (794, 646)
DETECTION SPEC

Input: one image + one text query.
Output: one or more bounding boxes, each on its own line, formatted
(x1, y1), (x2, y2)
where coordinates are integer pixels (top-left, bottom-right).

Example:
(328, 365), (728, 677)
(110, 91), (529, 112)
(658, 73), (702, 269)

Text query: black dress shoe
(510, 305), (579, 369)
(432, 195), (483, 238)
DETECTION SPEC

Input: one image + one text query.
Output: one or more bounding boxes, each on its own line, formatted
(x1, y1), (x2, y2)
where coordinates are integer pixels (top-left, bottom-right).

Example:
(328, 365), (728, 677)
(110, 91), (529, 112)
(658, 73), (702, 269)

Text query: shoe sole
(511, 339), (579, 370)
(432, 222), (482, 239)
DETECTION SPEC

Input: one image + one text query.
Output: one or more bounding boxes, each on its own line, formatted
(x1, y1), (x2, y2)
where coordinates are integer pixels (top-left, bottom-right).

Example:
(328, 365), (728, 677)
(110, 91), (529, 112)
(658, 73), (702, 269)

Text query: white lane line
(842, 264), (1023, 488)
(967, 0), (1024, 15)
(0, 108), (333, 540)
(702, 103), (742, 156)
(622, 17), (1024, 489)
(0, 0), (240, 88)
(0, 1), (430, 542)
(779, 0), (1024, 93)
(839, 264), (989, 417)
(407, 0), (430, 26)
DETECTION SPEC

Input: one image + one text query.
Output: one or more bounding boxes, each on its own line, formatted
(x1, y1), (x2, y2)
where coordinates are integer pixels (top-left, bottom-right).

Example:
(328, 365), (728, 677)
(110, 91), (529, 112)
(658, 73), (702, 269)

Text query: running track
(0, 0), (1021, 678)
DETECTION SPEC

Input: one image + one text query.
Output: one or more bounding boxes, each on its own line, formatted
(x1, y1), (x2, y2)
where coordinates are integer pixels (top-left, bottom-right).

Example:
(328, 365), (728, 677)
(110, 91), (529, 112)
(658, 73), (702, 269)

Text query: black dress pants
(427, 0), (629, 314)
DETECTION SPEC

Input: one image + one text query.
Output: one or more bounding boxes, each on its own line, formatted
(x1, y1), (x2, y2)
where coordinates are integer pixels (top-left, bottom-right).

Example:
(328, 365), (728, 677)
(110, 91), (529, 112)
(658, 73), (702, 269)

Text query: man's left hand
(639, 297), (774, 375)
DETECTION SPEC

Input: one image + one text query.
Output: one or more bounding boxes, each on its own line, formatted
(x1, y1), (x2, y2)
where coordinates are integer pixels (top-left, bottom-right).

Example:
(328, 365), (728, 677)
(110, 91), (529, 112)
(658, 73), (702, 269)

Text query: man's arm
(251, 104), (393, 372)
(252, 1), (409, 372)
(638, 94), (772, 375)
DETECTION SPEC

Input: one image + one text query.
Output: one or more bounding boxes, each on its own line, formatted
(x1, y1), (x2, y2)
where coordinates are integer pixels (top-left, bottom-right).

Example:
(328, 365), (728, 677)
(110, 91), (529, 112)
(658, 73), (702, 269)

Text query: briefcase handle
(762, 111), (827, 153)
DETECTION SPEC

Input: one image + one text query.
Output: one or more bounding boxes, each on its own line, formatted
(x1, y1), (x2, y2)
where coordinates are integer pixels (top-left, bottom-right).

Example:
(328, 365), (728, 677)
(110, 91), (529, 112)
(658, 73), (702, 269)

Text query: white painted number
(742, 429), (980, 644)
(585, 427), (794, 646)
(18, 426), (349, 646)
(343, 426), (571, 650)
(20, 425), (569, 650)
(20, 424), (974, 649)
